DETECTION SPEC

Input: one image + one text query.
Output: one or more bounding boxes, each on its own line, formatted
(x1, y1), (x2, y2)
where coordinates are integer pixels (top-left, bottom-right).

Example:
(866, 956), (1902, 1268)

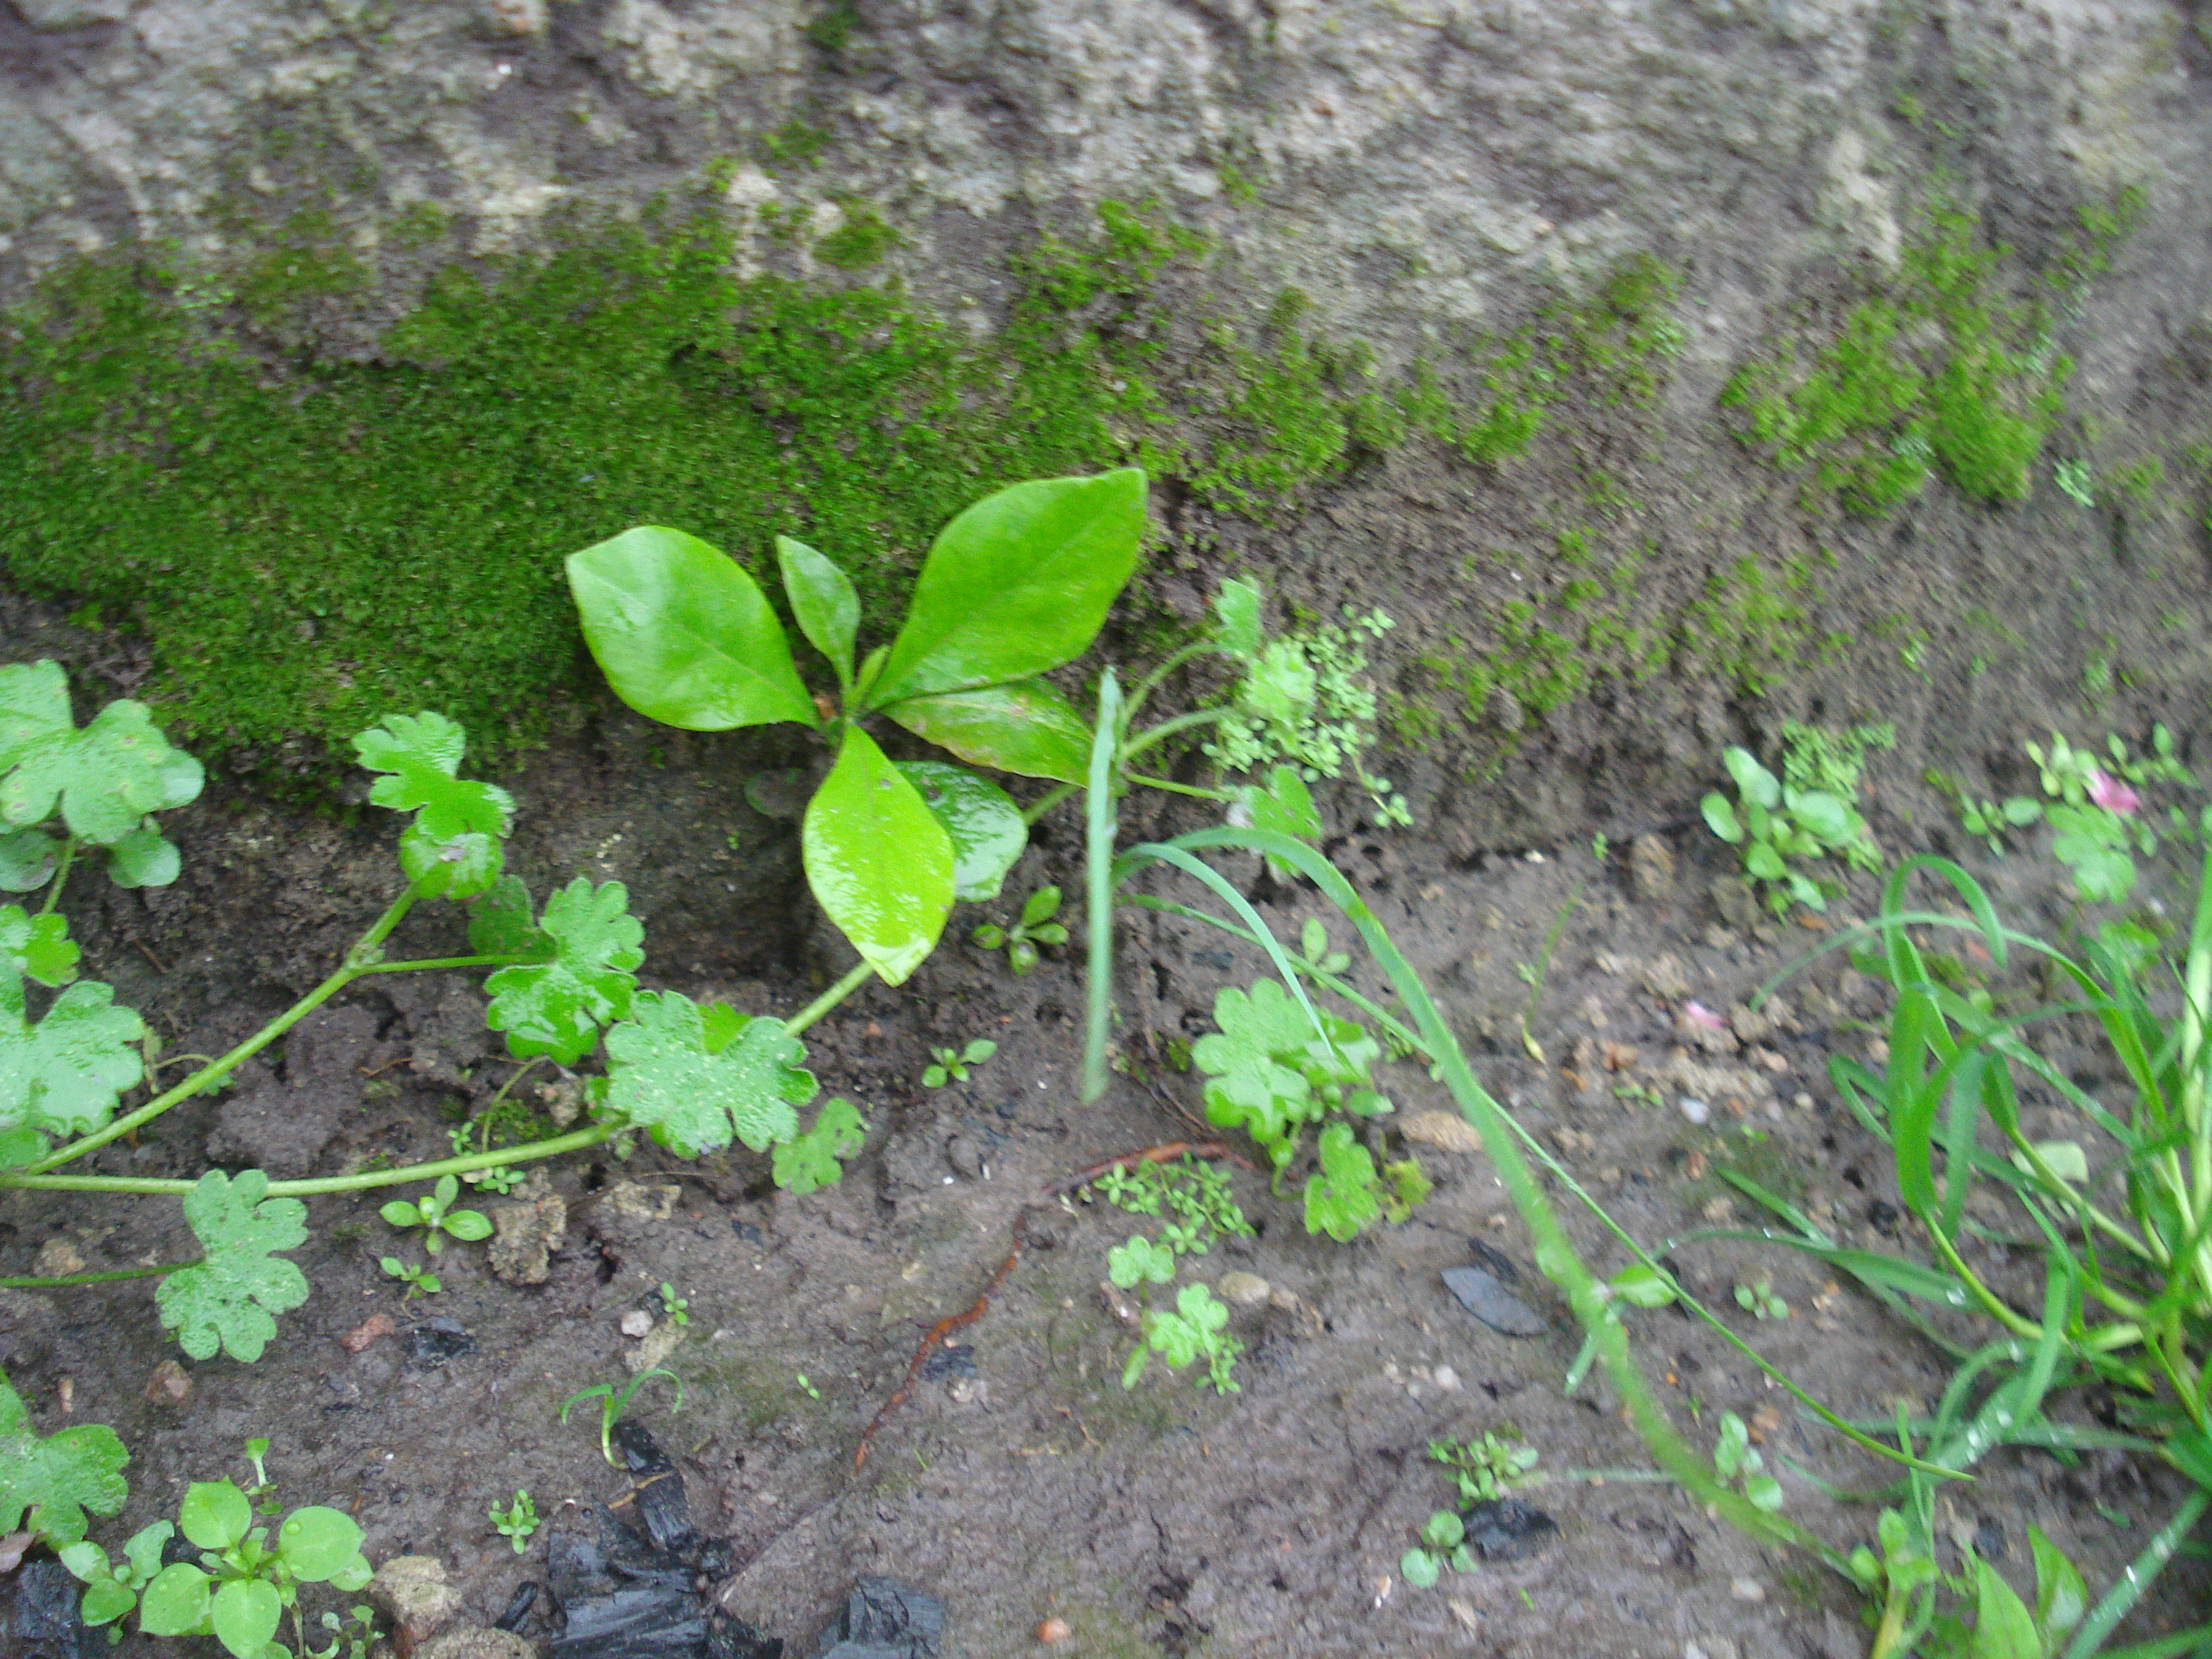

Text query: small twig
(853, 1225), (1029, 1470)
(1045, 1140), (1253, 1197)
(359, 1054), (411, 1079)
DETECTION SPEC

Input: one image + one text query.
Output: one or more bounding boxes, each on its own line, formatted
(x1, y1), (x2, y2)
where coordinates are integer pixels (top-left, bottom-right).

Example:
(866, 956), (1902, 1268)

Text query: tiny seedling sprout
(559, 1368), (683, 1467)
(490, 1489), (539, 1553)
(922, 1038), (996, 1088)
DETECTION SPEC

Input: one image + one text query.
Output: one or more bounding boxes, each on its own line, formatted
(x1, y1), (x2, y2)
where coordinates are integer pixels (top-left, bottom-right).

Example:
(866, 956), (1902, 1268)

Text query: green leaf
(803, 727), (953, 986)
(78, 1575), (138, 1627)
(352, 714), (514, 899)
(896, 763), (1026, 903)
(156, 1170), (310, 1363)
(1400, 1547), (1440, 1589)
(106, 827), (180, 889)
(1107, 1235), (1175, 1287)
(1745, 841), (1786, 880)
(0, 827), (60, 891)
(122, 1519), (174, 1584)
(1242, 765), (1321, 856)
(881, 680), (1093, 782)
(0, 907), (77, 987)
(1969, 1555), (2040, 1659)
(482, 879), (645, 1064)
(467, 876), (552, 961)
(443, 1209), (493, 1243)
(870, 470), (1148, 705)
(567, 526), (819, 731)
(775, 536), (860, 690)
(210, 1575), (282, 1659)
(1722, 747), (1780, 809)
(138, 1563), (212, 1637)
(0, 1365), (127, 1542)
(0, 966), (143, 1157)
(379, 1200), (424, 1229)
(1609, 1262), (1677, 1310)
(276, 1507), (365, 1580)
(2002, 796), (2042, 826)
(0, 662), (204, 845)
(1192, 979), (1377, 1156)
(2028, 1524), (2085, 1640)
(1304, 1121), (1380, 1242)
(603, 993), (816, 1158)
(1215, 577), (1263, 661)
(1019, 885), (1062, 928)
(772, 1097), (866, 1195)
(1420, 1511), (1466, 1550)
(1787, 789), (1853, 842)
(178, 1480), (252, 1551)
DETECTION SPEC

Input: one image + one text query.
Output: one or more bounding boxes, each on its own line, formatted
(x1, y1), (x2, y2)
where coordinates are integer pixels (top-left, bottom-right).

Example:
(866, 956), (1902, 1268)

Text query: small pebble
(1730, 1576), (1766, 1603)
(1036, 1617), (1071, 1643)
(619, 1310), (655, 1339)
(144, 1360), (191, 1406)
(1678, 1097), (1711, 1125)
(1794, 1092), (1815, 1110)
(1431, 1364), (1461, 1392)
(1217, 1271), (1271, 1307)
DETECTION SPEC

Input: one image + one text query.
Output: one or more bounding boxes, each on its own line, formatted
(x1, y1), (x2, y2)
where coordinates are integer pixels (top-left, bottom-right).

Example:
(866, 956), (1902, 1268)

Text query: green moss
(1216, 159), (1259, 205)
(235, 207), (370, 325)
(760, 118), (832, 170)
(803, 0), (860, 54)
(1722, 200), (2076, 511)
(812, 203), (900, 267)
(388, 199), (451, 251)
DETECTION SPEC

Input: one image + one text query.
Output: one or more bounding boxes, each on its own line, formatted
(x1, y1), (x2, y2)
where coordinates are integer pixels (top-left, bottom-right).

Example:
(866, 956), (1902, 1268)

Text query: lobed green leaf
(603, 993), (816, 1159)
(157, 1170), (310, 1363)
(0, 1364), (127, 1544)
(0, 662), (204, 846)
(483, 878), (645, 1064)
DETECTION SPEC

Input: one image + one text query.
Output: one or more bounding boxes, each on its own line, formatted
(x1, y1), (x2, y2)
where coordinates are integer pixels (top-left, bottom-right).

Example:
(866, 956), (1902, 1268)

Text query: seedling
(1089, 1156), (1251, 1251)
(1702, 733), (1884, 915)
(771, 1097), (867, 1195)
(379, 1258), (441, 1298)
(379, 1174), (493, 1254)
(796, 1373), (822, 1401)
(489, 1490), (539, 1553)
(1120, 1282), (1242, 1395)
(922, 1038), (996, 1088)
(1400, 1509), (1474, 1588)
(657, 1283), (690, 1328)
(1712, 1411), (1784, 1513)
(1431, 1431), (1542, 1503)
(971, 884), (1069, 975)
(307, 1604), (379, 1659)
(561, 1368), (683, 1467)
(1107, 1234), (1176, 1288)
(63, 1519), (173, 1636)
(1735, 1278), (1790, 1321)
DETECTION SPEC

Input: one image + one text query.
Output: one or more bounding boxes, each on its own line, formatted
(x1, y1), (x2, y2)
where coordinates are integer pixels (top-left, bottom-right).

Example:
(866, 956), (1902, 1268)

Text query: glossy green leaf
(896, 762), (1025, 903)
(1019, 885), (1062, 928)
(106, 826), (180, 889)
(178, 1480), (251, 1551)
(0, 1367), (127, 1543)
(0, 661), (204, 845)
(467, 876), (552, 961)
(138, 1564), (212, 1637)
(869, 470), (1147, 705)
(776, 536), (860, 690)
(1969, 1555), (2040, 1659)
(1215, 577), (1263, 660)
(2029, 1524), (2086, 1640)
(567, 526), (818, 731)
(210, 1575), (282, 1659)
(483, 879), (644, 1064)
(0, 827), (59, 891)
(882, 680), (1093, 782)
(77, 1575), (138, 1627)
(603, 992), (817, 1158)
(803, 727), (953, 985)
(276, 1506), (365, 1580)
(354, 714), (515, 900)
(0, 907), (76, 987)
(0, 966), (143, 1159)
(156, 1170), (310, 1363)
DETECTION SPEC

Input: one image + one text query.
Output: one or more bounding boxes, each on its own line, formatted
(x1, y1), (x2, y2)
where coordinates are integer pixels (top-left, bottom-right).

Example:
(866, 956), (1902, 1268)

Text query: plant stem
(0, 1258), (199, 1289)
(1123, 773), (1230, 802)
(0, 1123), (619, 1198)
(2061, 1487), (2211, 1659)
(1082, 671), (1123, 1102)
(1119, 706), (1231, 763)
(37, 836), (75, 918)
(786, 961), (873, 1038)
(1120, 640), (1213, 728)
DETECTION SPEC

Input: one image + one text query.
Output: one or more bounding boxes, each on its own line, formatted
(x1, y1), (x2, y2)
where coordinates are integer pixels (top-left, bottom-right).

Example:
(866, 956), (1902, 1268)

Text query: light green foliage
(657, 1284), (689, 1327)
(1779, 719), (1894, 800)
(1712, 1412), (1784, 1513)
(0, 1364), (127, 1546)
(1206, 606), (1406, 822)
(1091, 1156), (1252, 1258)
(307, 1603), (379, 1659)
(138, 1470), (371, 1659)
(1192, 979), (1390, 1172)
(0, 958), (145, 1168)
(1734, 1277), (1789, 1321)
(482, 878), (644, 1064)
(1400, 1509), (1475, 1587)
(1703, 729), (1886, 914)
(0, 906), (80, 986)
(378, 1173), (493, 1256)
(158, 1170), (311, 1363)
(599, 994), (816, 1157)
(1107, 1233), (1176, 1287)
(561, 1368), (682, 1467)
(1722, 202), (2072, 511)
(489, 1489), (539, 1553)
(0, 660), (202, 889)
(351, 712), (515, 899)
(62, 1519), (174, 1629)
(1951, 727), (2192, 899)
(379, 1257), (440, 1297)
(1848, 1500), (2087, 1659)
(1120, 1282), (1243, 1395)
(2054, 457), (2095, 505)
(922, 1038), (996, 1088)
(1432, 1431), (1541, 1503)
(971, 884), (1069, 976)
(772, 1097), (866, 1194)
(1303, 1122), (1380, 1242)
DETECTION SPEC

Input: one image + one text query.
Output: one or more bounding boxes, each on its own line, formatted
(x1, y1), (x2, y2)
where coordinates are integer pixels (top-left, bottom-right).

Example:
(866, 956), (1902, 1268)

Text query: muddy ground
(1, 589), (2209, 1659)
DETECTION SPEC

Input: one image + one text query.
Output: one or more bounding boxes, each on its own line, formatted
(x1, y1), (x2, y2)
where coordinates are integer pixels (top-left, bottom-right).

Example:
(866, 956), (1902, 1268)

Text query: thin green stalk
(1022, 782), (1079, 826)
(1118, 706), (1230, 763)
(1120, 639), (1214, 727)
(0, 1123), (619, 1198)
(358, 953), (518, 976)
(1082, 670), (1123, 1102)
(1123, 773), (1230, 803)
(37, 836), (75, 919)
(786, 961), (874, 1038)
(2062, 1488), (2211, 1659)
(0, 1258), (199, 1289)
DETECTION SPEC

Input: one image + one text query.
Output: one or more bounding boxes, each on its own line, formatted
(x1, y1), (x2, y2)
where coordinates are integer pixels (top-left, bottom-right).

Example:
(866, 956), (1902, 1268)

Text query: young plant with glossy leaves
(138, 1475), (371, 1659)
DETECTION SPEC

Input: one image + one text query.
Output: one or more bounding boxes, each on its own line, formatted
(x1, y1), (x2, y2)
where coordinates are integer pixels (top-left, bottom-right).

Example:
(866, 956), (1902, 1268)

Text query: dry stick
(850, 1141), (1248, 1470)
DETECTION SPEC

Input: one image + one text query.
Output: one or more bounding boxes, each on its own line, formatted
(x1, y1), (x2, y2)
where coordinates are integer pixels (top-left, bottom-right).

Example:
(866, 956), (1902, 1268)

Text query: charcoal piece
(1441, 1266), (1547, 1337)
(811, 1578), (946, 1659)
(497, 1582), (541, 1632)
(550, 1586), (706, 1658)
(406, 1316), (476, 1367)
(707, 1615), (784, 1659)
(631, 1472), (699, 1560)
(918, 1344), (976, 1382)
(1460, 1498), (1558, 1562)
(11, 1555), (96, 1658)
(613, 1420), (675, 1475)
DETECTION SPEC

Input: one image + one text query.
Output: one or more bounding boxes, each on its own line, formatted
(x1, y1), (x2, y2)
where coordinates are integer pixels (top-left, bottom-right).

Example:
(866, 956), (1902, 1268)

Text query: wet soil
(1, 606), (2210, 1659)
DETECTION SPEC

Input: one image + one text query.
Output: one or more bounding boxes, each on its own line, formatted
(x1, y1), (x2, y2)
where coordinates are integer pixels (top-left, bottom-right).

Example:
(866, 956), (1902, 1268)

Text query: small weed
(796, 1372), (822, 1401)
(972, 885), (1069, 976)
(1120, 1282), (1243, 1395)
(1734, 1278), (1790, 1321)
(379, 1174), (493, 1255)
(657, 1283), (690, 1328)
(560, 1368), (683, 1467)
(1713, 1412), (1784, 1512)
(489, 1489), (539, 1554)
(1431, 1431), (1542, 1503)
(923, 1038), (997, 1087)
(1703, 725), (1889, 914)
(379, 1258), (440, 1298)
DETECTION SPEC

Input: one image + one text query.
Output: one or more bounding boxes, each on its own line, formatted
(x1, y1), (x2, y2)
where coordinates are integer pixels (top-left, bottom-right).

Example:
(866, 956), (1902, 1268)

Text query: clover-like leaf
(156, 1169), (310, 1363)
(105, 825), (181, 889)
(1304, 1121), (1380, 1242)
(483, 878), (644, 1064)
(0, 827), (60, 891)
(0, 1365), (127, 1545)
(771, 1097), (866, 1195)
(0, 662), (204, 846)
(178, 1479), (251, 1551)
(0, 906), (77, 987)
(1191, 979), (1372, 1159)
(0, 966), (144, 1164)
(601, 993), (817, 1158)
(352, 714), (516, 896)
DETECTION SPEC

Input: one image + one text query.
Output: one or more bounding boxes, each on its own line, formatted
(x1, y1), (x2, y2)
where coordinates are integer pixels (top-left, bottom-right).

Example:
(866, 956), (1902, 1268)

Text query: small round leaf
(138, 1563), (212, 1636)
(177, 1481), (251, 1551)
(210, 1575), (282, 1659)
(275, 1506), (366, 1581)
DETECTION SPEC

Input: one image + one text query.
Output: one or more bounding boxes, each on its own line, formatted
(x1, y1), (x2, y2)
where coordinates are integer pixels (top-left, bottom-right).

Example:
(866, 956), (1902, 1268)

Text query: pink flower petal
(1683, 999), (1728, 1031)
(2087, 770), (2140, 816)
